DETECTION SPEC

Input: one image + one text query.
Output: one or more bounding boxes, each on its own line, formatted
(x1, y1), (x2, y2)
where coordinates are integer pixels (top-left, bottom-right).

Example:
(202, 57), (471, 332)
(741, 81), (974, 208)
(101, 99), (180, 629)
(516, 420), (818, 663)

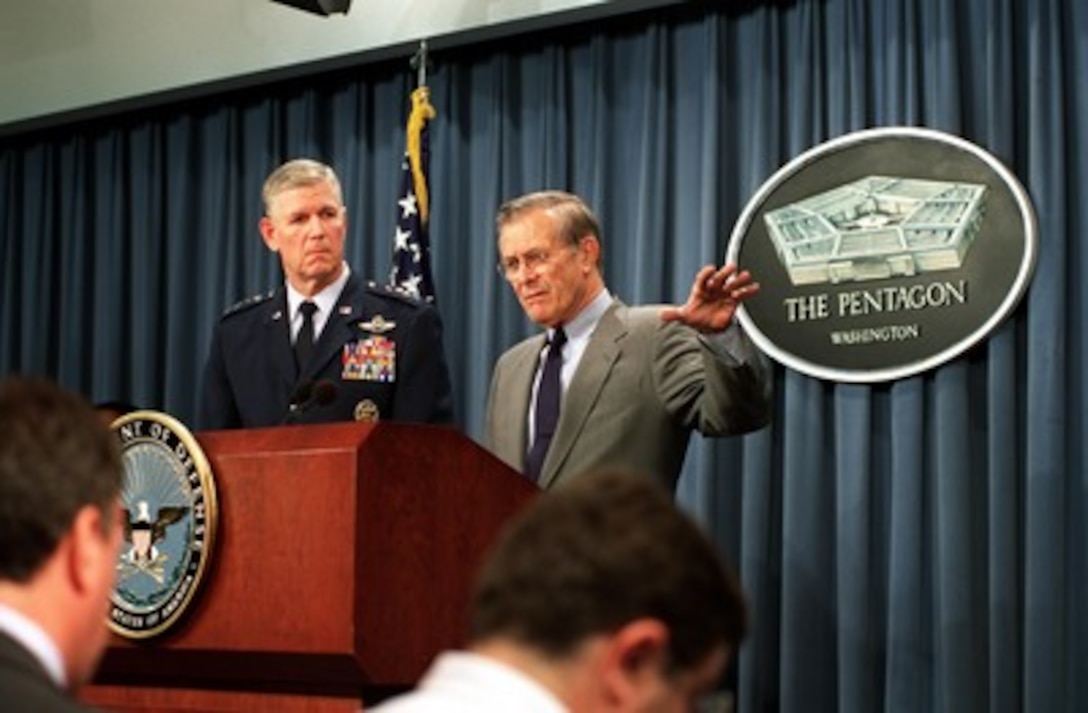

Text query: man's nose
(304, 215), (327, 236)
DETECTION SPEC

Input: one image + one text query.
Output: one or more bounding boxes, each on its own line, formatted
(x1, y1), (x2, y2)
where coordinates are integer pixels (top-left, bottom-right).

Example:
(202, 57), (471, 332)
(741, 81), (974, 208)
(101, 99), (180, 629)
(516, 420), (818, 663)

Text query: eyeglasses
(496, 248), (553, 280)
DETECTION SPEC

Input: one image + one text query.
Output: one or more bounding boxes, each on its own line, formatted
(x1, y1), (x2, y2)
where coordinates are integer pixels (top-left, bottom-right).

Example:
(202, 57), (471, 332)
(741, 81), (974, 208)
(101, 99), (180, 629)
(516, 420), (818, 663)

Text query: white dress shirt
(370, 651), (567, 713)
(285, 262), (351, 344)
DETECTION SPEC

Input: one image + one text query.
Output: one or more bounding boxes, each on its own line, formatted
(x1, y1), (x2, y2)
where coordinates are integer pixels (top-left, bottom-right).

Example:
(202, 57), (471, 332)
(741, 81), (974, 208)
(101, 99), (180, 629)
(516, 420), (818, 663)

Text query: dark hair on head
(495, 190), (603, 253)
(469, 469), (747, 674)
(0, 377), (123, 581)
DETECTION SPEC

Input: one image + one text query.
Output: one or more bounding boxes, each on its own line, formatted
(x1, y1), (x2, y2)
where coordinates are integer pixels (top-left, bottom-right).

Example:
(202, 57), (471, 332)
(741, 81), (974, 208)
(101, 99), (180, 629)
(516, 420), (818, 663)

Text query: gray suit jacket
(485, 299), (772, 491)
(0, 632), (89, 712)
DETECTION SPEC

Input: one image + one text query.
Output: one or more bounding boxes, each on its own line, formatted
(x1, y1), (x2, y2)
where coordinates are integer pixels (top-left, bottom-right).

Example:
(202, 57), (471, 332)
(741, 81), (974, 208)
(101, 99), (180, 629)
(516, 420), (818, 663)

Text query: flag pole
(388, 39), (438, 303)
(410, 39), (430, 89)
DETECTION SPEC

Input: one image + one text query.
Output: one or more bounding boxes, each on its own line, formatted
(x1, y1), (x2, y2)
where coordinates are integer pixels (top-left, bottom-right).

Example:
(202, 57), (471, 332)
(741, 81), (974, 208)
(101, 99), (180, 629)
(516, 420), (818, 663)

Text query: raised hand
(660, 263), (760, 333)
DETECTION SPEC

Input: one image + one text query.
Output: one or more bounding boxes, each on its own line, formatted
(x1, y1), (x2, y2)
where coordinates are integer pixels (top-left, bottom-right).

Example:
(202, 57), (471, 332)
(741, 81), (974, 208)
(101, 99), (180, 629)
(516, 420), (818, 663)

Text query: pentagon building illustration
(763, 176), (987, 286)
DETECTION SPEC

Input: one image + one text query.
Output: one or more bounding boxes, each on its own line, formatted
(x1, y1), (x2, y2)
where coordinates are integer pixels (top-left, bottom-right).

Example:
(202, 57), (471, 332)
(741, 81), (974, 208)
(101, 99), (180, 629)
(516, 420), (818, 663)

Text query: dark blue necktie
(525, 327), (566, 481)
(295, 301), (318, 374)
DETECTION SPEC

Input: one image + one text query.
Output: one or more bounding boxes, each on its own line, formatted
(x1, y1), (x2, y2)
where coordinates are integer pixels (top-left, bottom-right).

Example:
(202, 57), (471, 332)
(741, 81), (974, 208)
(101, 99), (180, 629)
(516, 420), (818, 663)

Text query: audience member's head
(0, 377), (124, 694)
(469, 469), (747, 711)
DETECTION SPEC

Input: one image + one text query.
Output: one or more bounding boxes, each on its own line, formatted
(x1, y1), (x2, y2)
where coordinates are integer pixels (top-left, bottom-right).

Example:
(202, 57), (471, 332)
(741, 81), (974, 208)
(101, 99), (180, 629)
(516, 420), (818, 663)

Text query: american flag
(388, 86), (437, 303)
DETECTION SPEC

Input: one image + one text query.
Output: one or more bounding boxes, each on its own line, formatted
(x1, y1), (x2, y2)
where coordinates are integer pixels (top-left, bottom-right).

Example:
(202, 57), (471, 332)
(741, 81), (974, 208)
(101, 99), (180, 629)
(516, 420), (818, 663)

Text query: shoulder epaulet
(366, 280), (427, 308)
(221, 290), (275, 318)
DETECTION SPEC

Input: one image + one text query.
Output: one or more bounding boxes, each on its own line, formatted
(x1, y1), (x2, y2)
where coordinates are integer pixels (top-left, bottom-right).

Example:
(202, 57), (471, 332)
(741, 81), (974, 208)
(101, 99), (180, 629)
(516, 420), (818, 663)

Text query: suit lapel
(496, 335), (546, 470)
(537, 300), (627, 489)
(262, 289), (297, 390)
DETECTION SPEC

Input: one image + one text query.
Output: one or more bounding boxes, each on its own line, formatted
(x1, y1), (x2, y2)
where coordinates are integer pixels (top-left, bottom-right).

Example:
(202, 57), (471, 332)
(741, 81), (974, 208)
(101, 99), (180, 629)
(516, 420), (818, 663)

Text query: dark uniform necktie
(295, 301), (318, 373)
(525, 327), (566, 481)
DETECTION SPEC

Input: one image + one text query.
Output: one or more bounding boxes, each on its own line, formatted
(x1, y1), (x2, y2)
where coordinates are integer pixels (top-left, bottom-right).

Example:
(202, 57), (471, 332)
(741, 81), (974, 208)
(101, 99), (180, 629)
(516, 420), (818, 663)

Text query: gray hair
(262, 158), (343, 214)
(495, 190), (602, 249)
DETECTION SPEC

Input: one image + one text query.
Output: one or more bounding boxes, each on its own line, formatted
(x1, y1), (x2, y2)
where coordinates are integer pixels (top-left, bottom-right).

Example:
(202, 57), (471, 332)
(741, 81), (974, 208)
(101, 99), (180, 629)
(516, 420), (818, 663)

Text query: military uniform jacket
(485, 299), (772, 492)
(199, 275), (454, 429)
(0, 632), (87, 713)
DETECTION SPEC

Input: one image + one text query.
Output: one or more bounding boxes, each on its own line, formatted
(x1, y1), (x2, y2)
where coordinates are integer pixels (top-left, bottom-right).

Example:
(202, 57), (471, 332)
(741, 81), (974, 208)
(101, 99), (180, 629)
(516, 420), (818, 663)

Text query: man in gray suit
(0, 378), (125, 711)
(486, 190), (772, 492)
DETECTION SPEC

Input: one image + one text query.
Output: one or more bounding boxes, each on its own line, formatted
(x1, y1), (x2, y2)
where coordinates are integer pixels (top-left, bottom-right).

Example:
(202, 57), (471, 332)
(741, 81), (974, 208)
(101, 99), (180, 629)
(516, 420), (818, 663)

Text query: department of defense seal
(109, 411), (218, 639)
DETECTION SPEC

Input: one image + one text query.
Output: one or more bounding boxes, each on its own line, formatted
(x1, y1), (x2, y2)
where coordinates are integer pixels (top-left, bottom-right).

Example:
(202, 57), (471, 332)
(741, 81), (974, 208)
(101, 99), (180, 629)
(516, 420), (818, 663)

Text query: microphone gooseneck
(283, 379), (338, 424)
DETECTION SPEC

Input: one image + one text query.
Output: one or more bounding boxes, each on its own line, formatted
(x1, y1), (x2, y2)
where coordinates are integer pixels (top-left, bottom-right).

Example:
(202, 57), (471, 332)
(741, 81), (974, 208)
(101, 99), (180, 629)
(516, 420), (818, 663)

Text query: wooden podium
(83, 422), (538, 712)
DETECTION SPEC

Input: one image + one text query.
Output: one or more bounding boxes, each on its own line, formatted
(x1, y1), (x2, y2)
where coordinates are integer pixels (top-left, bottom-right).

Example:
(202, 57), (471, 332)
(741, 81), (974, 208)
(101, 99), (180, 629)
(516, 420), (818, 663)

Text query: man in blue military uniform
(198, 158), (454, 429)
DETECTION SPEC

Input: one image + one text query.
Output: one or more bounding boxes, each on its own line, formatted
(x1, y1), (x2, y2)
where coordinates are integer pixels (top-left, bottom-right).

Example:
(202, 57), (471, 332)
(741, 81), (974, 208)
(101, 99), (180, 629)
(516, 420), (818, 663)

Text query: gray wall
(0, 0), (679, 134)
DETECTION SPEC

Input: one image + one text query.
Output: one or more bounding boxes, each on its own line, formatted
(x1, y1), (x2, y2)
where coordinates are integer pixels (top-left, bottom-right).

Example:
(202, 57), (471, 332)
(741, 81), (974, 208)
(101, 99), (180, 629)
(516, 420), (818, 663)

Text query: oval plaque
(728, 126), (1037, 382)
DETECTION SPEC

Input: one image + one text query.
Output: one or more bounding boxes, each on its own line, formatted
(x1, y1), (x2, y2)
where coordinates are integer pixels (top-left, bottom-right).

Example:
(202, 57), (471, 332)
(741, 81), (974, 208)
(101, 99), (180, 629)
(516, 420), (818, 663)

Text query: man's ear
(259, 216), (279, 253)
(599, 618), (670, 705)
(578, 235), (600, 272)
(67, 505), (109, 595)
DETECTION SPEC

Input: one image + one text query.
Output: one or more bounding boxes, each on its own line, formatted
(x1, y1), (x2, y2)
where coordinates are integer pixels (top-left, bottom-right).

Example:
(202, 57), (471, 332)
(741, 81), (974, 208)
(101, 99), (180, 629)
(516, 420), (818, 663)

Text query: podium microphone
(284, 379), (338, 424)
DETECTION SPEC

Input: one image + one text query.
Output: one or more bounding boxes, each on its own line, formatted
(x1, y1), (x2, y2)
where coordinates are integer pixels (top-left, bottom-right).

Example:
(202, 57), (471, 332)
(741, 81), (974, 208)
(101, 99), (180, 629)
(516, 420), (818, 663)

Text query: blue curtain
(1, 1), (1084, 710)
